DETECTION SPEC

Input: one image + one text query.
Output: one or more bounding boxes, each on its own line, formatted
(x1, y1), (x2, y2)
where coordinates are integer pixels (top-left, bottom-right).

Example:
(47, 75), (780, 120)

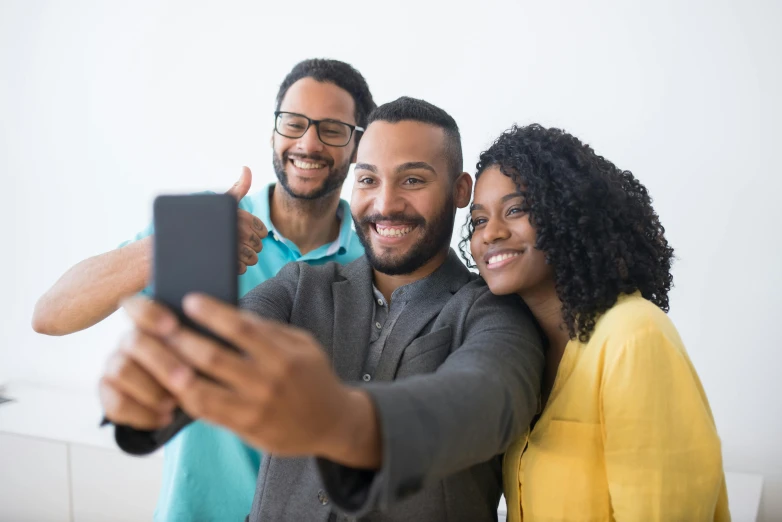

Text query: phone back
(153, 194), (238, 328)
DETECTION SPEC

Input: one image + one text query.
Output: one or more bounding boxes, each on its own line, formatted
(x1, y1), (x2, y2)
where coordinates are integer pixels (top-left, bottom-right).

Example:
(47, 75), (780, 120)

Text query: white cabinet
(0, 384), (162, 522)
(0, 433), (71, 522)
(70, 445), (162, 522)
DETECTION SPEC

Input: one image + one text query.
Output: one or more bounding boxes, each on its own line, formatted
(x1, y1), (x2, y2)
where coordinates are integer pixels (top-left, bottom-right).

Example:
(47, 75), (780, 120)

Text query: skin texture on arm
(32, 236), (153, 336)
(32, 167), (266, 336)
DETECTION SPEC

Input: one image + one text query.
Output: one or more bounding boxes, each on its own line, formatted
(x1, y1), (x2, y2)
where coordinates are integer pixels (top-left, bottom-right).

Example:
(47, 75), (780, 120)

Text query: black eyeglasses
(274, 111), (364, 147)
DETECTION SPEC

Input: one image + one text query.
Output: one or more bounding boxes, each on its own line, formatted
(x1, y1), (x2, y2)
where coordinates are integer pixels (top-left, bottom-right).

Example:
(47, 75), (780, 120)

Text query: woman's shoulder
(589, 292), (683, 355)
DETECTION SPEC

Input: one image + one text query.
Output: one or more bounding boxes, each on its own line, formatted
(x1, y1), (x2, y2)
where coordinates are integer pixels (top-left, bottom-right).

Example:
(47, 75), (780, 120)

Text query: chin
(481, 276), (520, 296)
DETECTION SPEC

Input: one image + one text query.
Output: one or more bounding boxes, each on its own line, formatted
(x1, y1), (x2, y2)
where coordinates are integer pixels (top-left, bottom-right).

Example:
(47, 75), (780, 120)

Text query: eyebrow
(470, 192), (523, 212)
(396, 162), (437, 175)
(354, 161), (438, 176)
(354, 163), (376, 173)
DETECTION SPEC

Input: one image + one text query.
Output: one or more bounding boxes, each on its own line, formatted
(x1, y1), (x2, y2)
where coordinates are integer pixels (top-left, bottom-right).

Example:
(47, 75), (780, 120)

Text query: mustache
(283, 151), (334, 166)
(358, 212), (427, 227)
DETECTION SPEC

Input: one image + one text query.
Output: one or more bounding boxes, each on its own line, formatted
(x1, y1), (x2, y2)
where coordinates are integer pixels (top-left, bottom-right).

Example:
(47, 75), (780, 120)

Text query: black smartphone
(153, 194), (238, 339)
(109, 194), (239, 447)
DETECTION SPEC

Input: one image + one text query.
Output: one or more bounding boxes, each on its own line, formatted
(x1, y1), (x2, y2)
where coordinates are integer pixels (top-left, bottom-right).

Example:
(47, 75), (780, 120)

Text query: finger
(225, 166), (252, 201)
(239, 261), (247, 275)
(240, 231), (263, 253)
(252, 216), (268, 238)
(104, 351), (176, 413)
(100, 378), (173, 430)
(119, 329), (192, 395)
(238, 211), (264, 252)
(120, 296), (178, 338)
(165, 326), (261, 392)
(167, 370), (260, 434)
(182, 294), (298, 360)
(239, 245), (259, 267)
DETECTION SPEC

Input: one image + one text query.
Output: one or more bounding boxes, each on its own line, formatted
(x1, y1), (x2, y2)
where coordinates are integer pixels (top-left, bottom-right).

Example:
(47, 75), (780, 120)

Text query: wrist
(321, 386), (381, 470)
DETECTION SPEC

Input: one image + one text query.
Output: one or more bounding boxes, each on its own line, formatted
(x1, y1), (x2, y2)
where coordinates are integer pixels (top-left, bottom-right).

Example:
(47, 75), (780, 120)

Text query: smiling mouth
(486, 251), (522, 268)
(373, 223), (416, 238)
(290, 158), (327, 170)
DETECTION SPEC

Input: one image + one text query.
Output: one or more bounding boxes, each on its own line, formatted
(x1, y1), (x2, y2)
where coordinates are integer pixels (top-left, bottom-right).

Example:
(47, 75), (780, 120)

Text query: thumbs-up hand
(227, 167), (268, 275)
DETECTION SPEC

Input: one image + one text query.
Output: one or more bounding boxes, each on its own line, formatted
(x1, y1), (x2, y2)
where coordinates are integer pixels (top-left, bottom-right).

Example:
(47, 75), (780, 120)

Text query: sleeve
(317, 290), (545, 515)
(117, 190), (217, 298)
(118, 222), (155, 297)
(113, 261), (302, 455)
(601, 327), (726, 521)
(237, 261), (300, 323)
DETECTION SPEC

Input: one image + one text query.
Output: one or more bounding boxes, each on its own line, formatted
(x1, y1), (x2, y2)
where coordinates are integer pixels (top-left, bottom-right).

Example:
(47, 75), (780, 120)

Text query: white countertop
(0, 381), (159, 457)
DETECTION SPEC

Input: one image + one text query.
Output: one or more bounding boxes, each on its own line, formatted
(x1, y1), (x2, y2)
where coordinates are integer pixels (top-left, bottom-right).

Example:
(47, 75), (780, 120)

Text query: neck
(520, 283), (569, 406)
(373, 248), (450, 303)
(522, 283), (570, 356)
(269, 184), (342, 255)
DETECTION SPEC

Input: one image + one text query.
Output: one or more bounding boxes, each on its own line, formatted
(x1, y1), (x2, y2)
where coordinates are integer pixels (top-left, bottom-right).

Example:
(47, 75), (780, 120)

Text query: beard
(273, 149), (351, 201)
(353, 195), (455, 276)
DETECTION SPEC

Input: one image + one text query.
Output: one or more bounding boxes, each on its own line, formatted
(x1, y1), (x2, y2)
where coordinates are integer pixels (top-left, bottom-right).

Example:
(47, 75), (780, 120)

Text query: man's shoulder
(447, 275), (509, 309)
(279, 255), (369, 283)
(442, 276), (538, 335)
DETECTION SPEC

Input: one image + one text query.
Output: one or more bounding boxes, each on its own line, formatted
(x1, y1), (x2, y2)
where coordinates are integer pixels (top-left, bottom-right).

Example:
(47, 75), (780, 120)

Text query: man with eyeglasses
(32, 58), (375, 522)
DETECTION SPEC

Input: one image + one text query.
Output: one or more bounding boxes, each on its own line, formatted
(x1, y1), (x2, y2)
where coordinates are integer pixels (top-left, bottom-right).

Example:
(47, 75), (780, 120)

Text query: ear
(270, 129), (275, 149)
(453, 172), (473, 209)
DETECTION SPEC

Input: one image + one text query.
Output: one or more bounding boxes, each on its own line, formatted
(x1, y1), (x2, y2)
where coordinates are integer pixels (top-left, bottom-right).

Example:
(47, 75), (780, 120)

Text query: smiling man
(100, 97), (544, 521)
(36, 58), (374, 522)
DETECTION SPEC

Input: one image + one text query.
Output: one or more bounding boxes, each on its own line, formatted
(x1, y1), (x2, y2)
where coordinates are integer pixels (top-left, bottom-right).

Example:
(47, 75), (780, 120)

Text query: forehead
(473, 166), (520, 204)
(279, 78), (356, 123)
(356, 121), (448, 173)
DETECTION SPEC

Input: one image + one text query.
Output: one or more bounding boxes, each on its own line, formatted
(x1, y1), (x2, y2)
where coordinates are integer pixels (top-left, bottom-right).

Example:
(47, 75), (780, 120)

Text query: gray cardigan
(243, 251), (543, 521)
(114, 250), (543, 521)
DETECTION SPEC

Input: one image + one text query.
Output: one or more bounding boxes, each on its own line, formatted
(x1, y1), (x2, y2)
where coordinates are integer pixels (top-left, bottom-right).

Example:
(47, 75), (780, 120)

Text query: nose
(374, 182), (406, 218)
(482, 217), (510, 244)
(294, 124), (325, 155)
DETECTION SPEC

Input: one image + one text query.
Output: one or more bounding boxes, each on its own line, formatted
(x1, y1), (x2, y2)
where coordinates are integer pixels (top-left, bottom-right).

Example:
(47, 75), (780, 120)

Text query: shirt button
(317, 489), (329, 505)
(375, 321), (382, 329)
(377, 299), (384, 306)
(362, 374), (372, 382)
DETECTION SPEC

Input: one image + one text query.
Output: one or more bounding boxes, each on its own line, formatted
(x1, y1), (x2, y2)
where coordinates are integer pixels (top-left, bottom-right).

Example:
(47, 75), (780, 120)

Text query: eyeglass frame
(273, 111), (365, 148)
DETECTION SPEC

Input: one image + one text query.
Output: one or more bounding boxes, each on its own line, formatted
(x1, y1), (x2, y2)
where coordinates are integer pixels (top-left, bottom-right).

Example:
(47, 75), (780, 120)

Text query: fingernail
(159, 398), (176, 412)
(159, 412), (174, 425)
(182, 294), (199, 314)
(159, 316), (177, 335)
(170, 367), (193, 391)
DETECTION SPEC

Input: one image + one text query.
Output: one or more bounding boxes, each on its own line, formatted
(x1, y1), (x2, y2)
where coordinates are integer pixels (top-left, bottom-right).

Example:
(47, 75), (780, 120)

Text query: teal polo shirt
(120, 183), (364, 522)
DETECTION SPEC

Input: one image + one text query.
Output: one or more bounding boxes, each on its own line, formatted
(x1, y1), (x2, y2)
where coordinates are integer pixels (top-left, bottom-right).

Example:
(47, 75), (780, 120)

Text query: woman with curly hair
(463, 125), (729, 521)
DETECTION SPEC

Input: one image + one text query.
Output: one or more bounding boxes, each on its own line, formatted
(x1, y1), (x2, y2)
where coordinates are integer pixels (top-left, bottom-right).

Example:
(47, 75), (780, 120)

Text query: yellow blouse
(504, 293), (730, 521)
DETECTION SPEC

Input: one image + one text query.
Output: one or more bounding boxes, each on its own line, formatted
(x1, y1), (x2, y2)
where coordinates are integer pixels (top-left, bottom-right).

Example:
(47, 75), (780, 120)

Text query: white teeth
(487, 252), (520, 265)
(376, 226), (413, 237)
(292, 159), (325, 170)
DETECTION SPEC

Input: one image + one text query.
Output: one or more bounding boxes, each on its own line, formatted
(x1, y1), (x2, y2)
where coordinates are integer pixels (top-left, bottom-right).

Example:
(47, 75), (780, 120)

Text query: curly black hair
(460, 124), (675, 342)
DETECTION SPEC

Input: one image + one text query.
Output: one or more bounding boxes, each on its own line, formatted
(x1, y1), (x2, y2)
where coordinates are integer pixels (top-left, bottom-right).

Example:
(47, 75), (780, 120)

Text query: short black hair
(460, 124), (675, 342)
(275, 58), (376, 132)
(367, 96), (463, 178)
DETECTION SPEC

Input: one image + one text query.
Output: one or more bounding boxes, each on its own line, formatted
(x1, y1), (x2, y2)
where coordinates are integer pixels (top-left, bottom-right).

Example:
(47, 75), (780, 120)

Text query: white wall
(1, 0), (780, 518)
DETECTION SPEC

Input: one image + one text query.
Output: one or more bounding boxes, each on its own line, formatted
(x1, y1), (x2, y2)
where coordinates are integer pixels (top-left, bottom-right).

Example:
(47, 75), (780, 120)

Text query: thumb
(226, 166), (252, 201)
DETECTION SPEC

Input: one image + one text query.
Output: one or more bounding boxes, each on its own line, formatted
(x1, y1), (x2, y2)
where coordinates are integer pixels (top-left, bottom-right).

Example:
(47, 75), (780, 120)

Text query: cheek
(350, 192), (370, 217)
(526, 249), (553, 280)
(469, 234), (481, 262)
(327, 147), (349, 166)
